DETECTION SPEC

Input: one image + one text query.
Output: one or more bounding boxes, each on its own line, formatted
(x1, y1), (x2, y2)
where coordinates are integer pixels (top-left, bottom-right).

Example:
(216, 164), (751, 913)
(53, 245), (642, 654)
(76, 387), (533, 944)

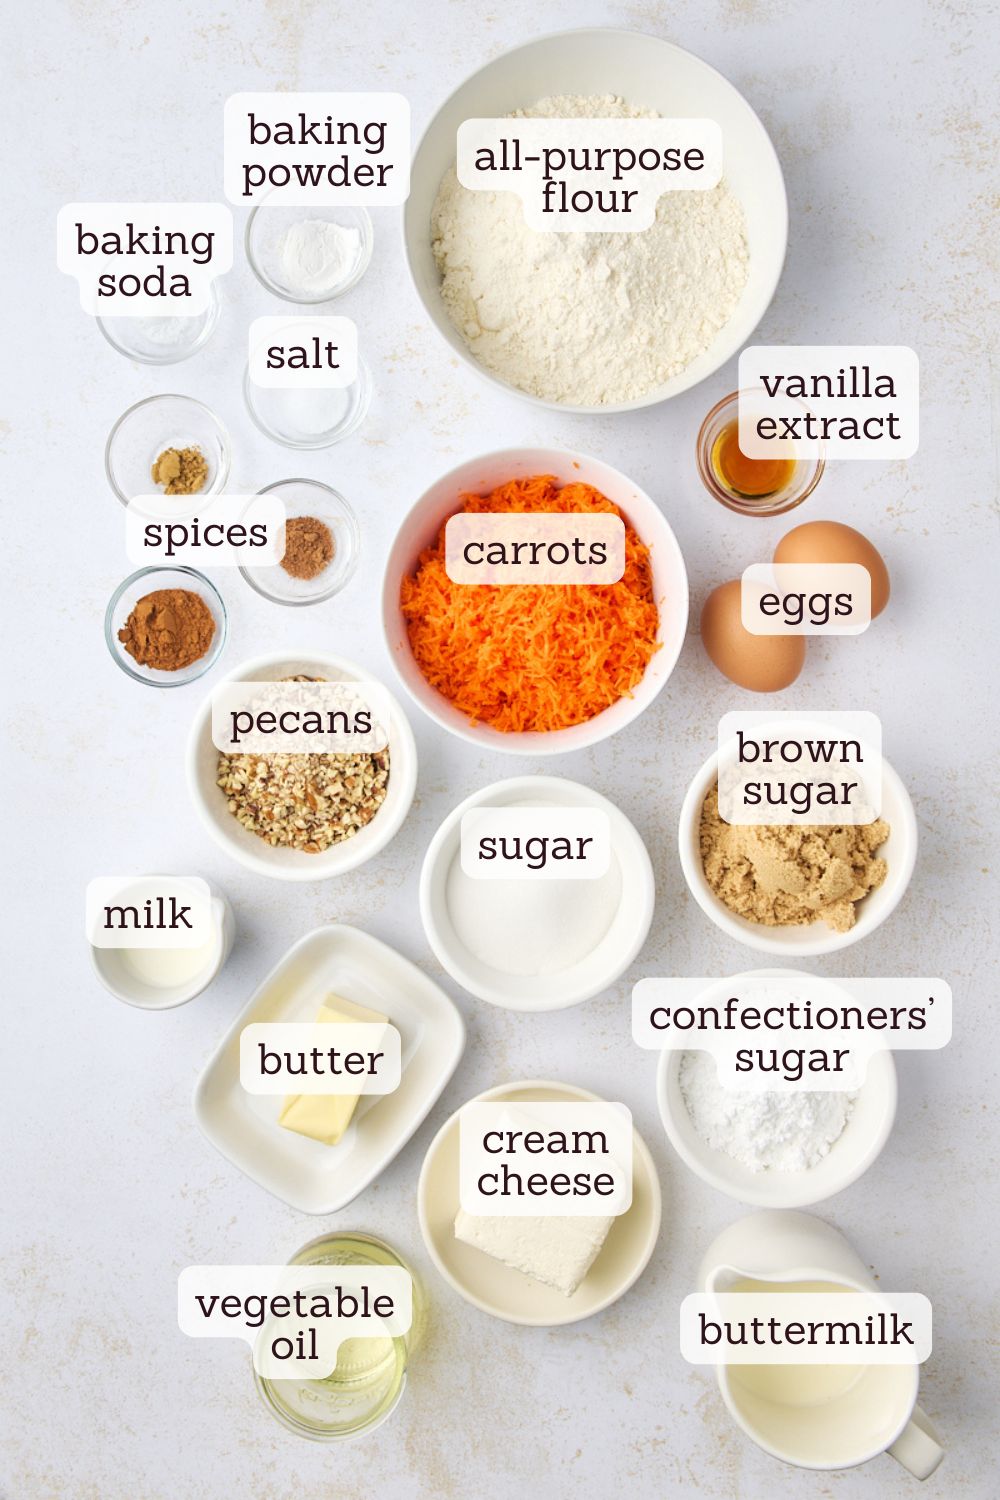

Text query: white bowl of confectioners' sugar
(405, 27), (786, 413)
(656, 972), (898, 1208)
(420, 775), (655, 1010)
(186, 651), (417, 882)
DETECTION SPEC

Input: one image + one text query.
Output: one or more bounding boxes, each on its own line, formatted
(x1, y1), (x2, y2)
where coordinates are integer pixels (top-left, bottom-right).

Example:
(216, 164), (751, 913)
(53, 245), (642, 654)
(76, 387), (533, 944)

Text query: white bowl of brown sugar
(187, 651), (417, 881)
(677, 746), (918, 957)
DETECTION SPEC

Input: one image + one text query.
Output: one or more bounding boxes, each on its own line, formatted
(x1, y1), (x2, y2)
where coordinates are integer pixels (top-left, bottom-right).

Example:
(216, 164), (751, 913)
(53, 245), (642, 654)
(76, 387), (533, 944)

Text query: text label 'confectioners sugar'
(632, 975), (952, 1085)
(457, 117), (722, 230)
(224, 93), (410, 204)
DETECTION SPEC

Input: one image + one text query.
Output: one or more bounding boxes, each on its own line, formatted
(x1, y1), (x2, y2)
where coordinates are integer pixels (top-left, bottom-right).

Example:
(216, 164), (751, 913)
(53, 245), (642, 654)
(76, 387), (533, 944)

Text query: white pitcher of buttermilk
(697, 1210), (944, 1478)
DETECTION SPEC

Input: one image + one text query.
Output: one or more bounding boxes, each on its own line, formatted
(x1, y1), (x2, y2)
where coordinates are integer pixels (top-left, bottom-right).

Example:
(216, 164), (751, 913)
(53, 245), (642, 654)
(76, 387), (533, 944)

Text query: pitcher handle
(887, 1404), (944, 1480)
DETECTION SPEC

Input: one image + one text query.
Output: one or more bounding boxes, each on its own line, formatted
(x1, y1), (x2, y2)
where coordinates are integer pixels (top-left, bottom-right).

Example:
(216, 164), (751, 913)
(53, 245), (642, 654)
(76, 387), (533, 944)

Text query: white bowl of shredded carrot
(382, 450), (688, 753)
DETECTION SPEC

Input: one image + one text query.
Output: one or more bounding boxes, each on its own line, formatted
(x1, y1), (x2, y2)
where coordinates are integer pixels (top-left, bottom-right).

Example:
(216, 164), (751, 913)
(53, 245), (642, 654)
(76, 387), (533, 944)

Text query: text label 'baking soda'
(224, 93), (410, 205)
(178, 1265), (412, 1379)
(87, 876), (213, 949)
(680, 1293), (932, 1365)
(212, 680), (390, 755)
(445, 514), (625, 585)
(631, 974), (952, 1088)
(717, 710), (882, 825)
(459, 1101), (632, 1214)
(126, 494), (286, 567)
(240, 1022), (401, 1096)
(248, 316), (358, 388)
(737, 347), (919, 460)
(457, 119), (722, 231)
(460, 807), (611, 880)
(57, 203), (233, 314)
(741, 564), (872, 635)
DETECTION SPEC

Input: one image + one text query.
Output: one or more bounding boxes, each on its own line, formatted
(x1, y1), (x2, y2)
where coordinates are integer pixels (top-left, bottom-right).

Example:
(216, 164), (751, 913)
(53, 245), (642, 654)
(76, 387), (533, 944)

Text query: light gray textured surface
(4, 1), (998, 1496)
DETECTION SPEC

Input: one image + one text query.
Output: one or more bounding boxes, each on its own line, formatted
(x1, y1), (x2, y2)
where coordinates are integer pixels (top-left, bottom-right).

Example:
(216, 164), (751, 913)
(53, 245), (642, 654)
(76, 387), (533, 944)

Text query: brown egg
(774, 520), (890, 617)
(700, 579), (806, 691)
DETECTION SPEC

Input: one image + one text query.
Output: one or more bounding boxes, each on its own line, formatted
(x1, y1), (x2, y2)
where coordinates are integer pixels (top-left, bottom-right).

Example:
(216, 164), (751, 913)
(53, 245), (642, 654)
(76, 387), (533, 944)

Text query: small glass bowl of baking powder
(246, 204), (373, 303)
(105, 394), (232, 505)
(239, 479), (361, 606)
(95, 283), (221, 365)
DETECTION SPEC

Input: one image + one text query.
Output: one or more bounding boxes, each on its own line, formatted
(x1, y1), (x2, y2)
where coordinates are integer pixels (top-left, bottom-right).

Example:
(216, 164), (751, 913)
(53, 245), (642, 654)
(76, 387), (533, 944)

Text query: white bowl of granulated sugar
(404, 27), (787, 414)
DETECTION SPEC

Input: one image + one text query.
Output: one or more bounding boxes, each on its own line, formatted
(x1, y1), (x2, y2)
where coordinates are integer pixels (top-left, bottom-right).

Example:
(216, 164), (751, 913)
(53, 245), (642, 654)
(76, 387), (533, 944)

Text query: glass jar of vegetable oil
(253, 1232), (424, 1441)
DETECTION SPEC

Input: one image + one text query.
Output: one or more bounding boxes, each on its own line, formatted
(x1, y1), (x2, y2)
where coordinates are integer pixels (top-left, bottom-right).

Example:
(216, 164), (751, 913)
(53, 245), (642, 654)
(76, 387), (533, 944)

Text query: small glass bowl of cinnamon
(696, 390), (825, 517)
(238, 479), (360, 606)
(105, 566), (228, 686)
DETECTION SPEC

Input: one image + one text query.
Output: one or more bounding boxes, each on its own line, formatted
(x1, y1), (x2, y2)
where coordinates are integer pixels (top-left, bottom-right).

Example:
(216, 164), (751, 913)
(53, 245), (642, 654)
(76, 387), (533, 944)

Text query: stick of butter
(278, 993), (388, 1147)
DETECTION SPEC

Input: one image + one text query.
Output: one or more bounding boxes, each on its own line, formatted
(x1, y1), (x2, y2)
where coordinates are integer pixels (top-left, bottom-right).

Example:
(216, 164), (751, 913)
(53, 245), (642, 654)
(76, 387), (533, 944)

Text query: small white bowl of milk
(89, 882), (235, 1010)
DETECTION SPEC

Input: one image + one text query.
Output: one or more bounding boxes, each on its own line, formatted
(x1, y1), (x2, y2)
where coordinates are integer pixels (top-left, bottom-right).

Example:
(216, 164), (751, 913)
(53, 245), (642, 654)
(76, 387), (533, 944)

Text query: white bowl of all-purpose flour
(405, 28), (787, 414)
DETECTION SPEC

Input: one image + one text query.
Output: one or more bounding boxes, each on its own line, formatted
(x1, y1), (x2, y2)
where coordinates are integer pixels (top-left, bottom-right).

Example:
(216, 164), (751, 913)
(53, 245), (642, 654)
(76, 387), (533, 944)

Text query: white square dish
(193, 924), (465, 1213)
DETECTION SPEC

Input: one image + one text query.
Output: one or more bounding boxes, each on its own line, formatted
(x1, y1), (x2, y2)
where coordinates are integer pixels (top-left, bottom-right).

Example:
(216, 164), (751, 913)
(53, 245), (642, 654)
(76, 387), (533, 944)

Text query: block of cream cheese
(278, 993), (388, 1147)
(453, 1210), (613, 1297)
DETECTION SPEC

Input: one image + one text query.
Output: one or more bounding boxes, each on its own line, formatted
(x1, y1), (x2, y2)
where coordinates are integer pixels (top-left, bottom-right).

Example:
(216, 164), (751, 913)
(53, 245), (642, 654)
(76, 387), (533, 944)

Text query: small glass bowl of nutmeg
(105, 566), (229, 687)
(238, 479), (360, 606)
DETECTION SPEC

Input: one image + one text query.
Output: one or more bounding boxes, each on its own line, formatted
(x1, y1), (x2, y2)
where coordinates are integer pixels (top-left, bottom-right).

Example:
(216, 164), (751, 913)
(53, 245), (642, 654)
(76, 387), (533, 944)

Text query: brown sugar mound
(699, 783), (889, 933)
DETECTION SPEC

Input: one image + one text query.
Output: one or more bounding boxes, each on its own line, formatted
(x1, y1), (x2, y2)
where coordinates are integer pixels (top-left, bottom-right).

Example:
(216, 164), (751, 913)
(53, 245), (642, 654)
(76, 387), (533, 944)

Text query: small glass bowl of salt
(246, 204), (373, 303)
(243, 356), (373, 449)
(96, 282), (221, 365)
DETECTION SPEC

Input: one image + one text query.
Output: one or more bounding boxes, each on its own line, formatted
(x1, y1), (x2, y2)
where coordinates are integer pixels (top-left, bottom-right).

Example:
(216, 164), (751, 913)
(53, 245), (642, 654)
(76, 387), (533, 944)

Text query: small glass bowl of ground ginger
(239, 479), (360, 605)
(105, 566), (228, 686)
(105, 394), (231, 506)
(677, 750), (917, 956)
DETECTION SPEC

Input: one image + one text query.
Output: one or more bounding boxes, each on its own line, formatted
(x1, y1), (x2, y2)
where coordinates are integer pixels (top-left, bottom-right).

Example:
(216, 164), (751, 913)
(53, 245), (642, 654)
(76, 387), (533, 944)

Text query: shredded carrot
(400, 475), (661, 733)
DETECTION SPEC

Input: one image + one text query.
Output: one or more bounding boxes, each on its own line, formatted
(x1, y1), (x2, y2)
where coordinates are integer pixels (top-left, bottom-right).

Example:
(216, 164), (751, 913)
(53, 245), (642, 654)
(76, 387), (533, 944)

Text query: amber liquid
(711, 420), (797, 499)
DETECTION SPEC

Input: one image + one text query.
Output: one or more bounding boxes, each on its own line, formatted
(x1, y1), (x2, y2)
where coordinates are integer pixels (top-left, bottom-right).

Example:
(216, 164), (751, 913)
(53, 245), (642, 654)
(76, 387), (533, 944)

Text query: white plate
(417, 1080), (662, 1326)
(420, 776), (655, 1010)
(194, 924), (465, 1213)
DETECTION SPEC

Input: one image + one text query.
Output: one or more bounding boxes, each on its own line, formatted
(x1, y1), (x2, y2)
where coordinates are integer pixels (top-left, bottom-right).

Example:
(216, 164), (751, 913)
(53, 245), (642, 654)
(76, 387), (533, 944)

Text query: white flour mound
(431, 94), (749, 406)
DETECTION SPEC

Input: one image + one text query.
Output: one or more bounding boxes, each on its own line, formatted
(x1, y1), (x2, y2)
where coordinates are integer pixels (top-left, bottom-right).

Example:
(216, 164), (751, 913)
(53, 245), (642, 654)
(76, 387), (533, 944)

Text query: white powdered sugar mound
(679, 1050), (856, 1174)
(431, 93), (749, 406)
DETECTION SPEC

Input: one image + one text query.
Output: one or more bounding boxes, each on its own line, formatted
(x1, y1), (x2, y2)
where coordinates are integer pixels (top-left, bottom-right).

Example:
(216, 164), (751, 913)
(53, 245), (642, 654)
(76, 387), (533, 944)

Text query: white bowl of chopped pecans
(186, 651), (417, 880)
